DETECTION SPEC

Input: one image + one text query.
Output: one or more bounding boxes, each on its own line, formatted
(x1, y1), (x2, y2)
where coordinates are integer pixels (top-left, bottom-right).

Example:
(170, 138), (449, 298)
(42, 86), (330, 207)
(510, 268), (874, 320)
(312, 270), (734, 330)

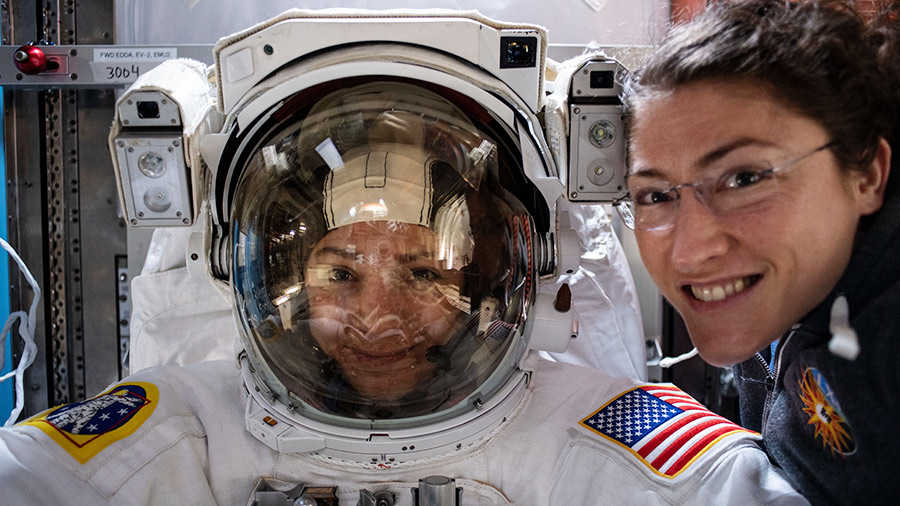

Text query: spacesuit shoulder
(573, 382), (760, 480)
(514, 360), (801, 503)
(526, 359), (760, 477)
(0, 360), (242, 502)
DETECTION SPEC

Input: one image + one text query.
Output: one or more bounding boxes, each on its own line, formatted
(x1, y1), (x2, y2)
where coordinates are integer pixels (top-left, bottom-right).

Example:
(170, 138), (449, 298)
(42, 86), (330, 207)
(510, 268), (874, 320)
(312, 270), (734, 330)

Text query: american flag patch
(579, 385), (758, 478)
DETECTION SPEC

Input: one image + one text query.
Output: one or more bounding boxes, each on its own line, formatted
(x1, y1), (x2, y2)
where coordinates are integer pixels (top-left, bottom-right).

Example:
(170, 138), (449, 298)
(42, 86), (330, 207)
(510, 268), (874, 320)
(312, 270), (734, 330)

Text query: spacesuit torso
(0, 356), (805, 505)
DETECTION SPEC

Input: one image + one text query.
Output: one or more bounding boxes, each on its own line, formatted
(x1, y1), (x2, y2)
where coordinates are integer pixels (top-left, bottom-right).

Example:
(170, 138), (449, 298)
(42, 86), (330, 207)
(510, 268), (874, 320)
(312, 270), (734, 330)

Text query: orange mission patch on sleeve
(21, 381), (159, 464)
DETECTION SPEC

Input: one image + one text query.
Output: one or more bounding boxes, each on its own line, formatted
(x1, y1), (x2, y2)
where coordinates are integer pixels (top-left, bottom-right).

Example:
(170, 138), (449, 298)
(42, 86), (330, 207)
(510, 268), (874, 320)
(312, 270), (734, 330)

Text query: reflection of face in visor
(231, 80), (536, 422)
(306, 221), (466, 402)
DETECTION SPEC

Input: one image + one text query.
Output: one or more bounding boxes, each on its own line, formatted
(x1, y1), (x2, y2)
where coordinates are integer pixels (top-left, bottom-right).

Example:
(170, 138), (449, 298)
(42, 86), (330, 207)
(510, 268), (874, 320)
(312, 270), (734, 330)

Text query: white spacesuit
(0, 10), (806, 506)
(0, 357), (802, 505)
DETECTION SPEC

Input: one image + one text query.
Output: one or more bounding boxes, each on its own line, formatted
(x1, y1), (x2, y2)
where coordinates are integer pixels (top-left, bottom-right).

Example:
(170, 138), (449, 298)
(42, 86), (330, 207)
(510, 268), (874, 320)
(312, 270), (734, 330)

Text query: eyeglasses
(613, 141), (835, 232)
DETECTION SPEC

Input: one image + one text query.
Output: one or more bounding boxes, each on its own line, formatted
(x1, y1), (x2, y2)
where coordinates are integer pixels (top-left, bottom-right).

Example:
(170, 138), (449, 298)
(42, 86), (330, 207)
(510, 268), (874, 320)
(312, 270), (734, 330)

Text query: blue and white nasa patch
(23, 382), (159, 463)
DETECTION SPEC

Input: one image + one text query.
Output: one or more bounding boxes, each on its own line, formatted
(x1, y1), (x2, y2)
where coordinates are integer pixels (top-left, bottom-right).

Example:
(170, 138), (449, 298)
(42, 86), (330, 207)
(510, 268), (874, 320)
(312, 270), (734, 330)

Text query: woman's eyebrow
(695, 138), (776, 168)
(312, 246), (357, 260)
(397, 251), (438, 263)
(314, 246), (437, 264)
(629, 138), (777, 179)
(628, 166), (666, 180)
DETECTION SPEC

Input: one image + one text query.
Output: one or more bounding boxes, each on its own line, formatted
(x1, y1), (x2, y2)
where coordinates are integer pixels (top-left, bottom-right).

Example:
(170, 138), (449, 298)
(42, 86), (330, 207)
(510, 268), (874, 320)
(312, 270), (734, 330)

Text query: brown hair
(624, 0), (900, 172)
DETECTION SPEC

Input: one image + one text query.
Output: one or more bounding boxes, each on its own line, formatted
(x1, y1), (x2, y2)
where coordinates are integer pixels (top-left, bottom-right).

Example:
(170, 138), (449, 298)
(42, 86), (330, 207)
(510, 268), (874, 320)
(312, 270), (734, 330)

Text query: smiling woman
(626, 78), (873, 368)
(622, 0), (900, 503)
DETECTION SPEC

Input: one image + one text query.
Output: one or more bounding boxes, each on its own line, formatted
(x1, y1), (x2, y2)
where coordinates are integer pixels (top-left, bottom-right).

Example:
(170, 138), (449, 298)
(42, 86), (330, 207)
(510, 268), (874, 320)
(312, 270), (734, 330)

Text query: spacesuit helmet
(230, 78), (547, 427)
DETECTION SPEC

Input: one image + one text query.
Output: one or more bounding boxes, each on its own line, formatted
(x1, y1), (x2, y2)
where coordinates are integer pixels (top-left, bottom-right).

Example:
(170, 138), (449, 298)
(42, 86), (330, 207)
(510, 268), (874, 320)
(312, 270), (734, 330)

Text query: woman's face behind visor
(231, 79), (539, 424)
(306, 221), (466, 401)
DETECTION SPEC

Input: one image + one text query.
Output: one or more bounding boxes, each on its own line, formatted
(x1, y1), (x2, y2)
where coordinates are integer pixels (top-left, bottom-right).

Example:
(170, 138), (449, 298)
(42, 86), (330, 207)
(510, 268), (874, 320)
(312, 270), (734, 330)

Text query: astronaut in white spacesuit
(0, 10), (806, 506)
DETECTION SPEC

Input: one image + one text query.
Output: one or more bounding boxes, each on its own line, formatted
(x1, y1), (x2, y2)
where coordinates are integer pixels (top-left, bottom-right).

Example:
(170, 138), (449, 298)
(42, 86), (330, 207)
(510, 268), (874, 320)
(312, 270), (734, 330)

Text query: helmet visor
(232, 80), (535, 424)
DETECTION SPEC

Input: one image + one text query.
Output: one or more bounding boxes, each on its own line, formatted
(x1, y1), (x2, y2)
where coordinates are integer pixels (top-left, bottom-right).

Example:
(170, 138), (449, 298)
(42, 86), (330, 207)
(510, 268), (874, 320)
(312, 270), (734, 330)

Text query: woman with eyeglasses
(619, 0), (899, 503)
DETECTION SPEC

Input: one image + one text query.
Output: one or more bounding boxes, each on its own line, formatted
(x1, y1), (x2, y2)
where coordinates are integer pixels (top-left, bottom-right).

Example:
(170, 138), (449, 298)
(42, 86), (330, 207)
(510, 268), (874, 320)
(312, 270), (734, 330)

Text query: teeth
(691, 277), (752, 302)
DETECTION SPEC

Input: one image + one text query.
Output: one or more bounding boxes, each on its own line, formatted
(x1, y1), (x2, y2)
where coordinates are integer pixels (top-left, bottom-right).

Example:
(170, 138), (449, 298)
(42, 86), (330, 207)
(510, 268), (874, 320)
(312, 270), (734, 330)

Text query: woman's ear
(853, 137), (892, 216)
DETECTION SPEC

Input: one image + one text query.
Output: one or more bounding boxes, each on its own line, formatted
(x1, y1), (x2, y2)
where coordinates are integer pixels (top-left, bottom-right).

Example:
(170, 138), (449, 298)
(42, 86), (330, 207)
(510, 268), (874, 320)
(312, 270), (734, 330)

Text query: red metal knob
(13, 44), (47, 75)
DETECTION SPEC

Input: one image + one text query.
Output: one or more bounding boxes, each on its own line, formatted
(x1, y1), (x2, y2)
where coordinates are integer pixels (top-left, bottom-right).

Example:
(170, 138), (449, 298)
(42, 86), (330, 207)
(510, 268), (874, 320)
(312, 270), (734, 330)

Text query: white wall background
(115, 0), (669, 46)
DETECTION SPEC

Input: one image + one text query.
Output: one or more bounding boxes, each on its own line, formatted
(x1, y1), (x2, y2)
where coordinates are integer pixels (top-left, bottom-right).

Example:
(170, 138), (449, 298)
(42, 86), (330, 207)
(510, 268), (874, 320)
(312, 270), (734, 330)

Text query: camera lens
(589, 70), (615, 89)
(137, 101), (160, 119)
(589, 120), (616, 148)
(500, 37), (537, 68)
(138, 151), (166, 178)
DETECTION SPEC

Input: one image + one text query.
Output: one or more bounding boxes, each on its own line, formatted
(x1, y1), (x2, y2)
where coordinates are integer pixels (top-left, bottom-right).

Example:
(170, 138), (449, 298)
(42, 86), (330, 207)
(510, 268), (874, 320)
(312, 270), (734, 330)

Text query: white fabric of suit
(0, 357), (805, 506)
